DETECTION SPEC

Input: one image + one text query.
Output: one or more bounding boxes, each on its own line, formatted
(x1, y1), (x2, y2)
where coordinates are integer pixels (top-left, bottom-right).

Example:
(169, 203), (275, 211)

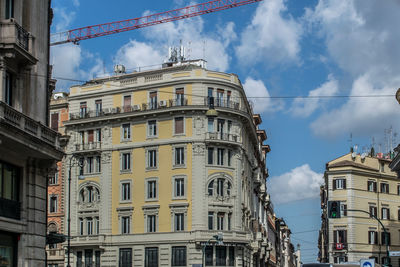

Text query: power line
(292, 229), (319, 234)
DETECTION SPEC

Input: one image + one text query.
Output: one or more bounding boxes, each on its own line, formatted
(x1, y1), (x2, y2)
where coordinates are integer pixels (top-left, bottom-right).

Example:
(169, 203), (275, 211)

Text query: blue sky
(50, 0), (400, 263)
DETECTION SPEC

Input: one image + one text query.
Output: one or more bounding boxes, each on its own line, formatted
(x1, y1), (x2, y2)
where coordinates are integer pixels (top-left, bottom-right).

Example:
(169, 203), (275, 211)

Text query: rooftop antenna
(348, 133), (353, 152)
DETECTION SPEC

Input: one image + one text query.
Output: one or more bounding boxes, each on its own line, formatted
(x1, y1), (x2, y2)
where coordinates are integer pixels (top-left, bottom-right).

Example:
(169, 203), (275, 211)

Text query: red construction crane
(50, 0), (263, 46)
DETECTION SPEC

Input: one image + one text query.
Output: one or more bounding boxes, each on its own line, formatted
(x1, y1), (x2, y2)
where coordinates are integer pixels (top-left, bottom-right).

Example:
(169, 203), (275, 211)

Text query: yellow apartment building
(319, 152), (399, 266)
(63, 60), (270, 266)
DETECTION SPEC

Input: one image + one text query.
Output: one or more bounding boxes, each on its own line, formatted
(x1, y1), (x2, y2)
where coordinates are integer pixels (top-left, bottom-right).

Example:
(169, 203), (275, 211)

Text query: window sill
(173, 133), (186, 137)
(120, 170), (132, 174)
(172, 165), (186, 169)
(121, 139), (132, 143)
(147, 136), (158, 139)
(146, 167), (158, 171)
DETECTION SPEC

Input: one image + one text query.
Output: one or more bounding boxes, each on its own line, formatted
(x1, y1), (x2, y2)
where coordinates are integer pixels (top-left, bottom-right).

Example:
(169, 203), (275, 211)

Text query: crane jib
(50, 0), (263, 46)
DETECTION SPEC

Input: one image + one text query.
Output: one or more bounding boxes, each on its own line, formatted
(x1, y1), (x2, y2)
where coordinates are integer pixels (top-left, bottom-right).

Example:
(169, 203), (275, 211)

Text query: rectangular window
(5, 0), (14, 19)
(368, 181), (377, 192)
(79, 157), (84, 176)
(80, 102), (87, 118)
(381, 183), (389, 193)
(217, 212), (224, 230)
(333, 230), (347, 244)
(176, 88), (185, 106)
(119, 248), (132, 267)
(49, 196), (57, 213)
(50, 113), (59, 131)
(88, 130), (94, 143)
(87, 218), (93, 235)
(123, 95), (131, 112)
(149, 91), (158, 110)
(148, 120), (157, 137)
(340, 203), (347, 217)
(95, 156), (101, 173)
(207, 88), (214, 108)
(227, 91), (231, 106)
(208, 148), (214, 165)
(147, 215), (157, 232)
(95, 251), (101, 267)
(4, 71), (13, 106)
(381, 232), (391, 245)
(121, 216), (130, 234)
(122, 124), (131, 140)
(205, 246), (213, 266)
(382, 207), (390, 220)
(228, 213), (232, 231)
(216, 246), (226, 266)
(229, 247), (235, 266)
(121, 153), (131, 171)
(96, 129), (101, 142)
(148, 149), (157, 168)
(333, 178), (346, 190)
(147, 180), (157, 199)
(228, 150), (232, 166)
(208, 118), (214, 132)
(174, 117), (184, 134)
(217, 148), (224, 165)
(121, 182), (131, 201)
(369, 206), (377, 218)
(95, 99), (102, 116)
(79, 218), (84, 235)
(208, 212), (214, 230)
(175, 178), (185, 197)
(175, 213), (184, 231)
(175, 147), (185, 166)
(368, 231), (378, 245)
(79, 131), (85, 144)
(171, 246), (186, 266)
(49, 171), (58, 185)
(217, 89), (224, 107)
(77, 251), (83, 267)
(95, 217), (99, 235)
(145, 247), (158, 267)
(217, 119), (225, 138)
(87, 157), (94, 173)
(85, 249), (93, 266)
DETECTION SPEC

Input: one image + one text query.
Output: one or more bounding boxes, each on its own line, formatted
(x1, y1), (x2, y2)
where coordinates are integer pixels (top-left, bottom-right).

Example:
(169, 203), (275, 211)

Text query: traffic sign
(389, 251), (400, 257)
(360, 258), (375, 267)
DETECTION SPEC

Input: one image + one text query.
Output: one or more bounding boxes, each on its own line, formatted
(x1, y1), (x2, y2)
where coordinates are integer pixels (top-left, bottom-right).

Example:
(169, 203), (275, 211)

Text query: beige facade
(319, 153), (399, 266)
(61, 61), (280, 266)
(0, 0), (64, 266)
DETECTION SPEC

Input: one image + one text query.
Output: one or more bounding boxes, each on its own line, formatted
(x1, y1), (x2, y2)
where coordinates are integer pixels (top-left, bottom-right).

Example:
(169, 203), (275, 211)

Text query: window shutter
(381, 208), (384, 219)
(388, 209), (390, 220)
(374, 182), (377, 192)
(51, 113), (59, 131)
(175, 117), (184, 134)
(344, 205), (347, 216)
(88, 130), (94, 143)
(344, 230), (347, 243)
(333, 230), (337, 243)
(124, 95), (131, 106)
(343, 179), (346, 189)
(333, 180), (337, 190)
(368, 231), (371, 244)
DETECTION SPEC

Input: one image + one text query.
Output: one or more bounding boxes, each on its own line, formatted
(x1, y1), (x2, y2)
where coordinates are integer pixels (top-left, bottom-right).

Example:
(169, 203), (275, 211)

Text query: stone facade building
(62, 60), (279, 266)
(319, 152), (399, 266)
(47, 92), (69, 266)
(0, 0), (64, 265)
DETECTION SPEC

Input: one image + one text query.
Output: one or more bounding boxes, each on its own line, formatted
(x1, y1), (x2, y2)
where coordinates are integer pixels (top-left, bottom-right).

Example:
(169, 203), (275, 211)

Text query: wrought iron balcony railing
(205, 132), (240, 142)
(75, 142), (101, 151)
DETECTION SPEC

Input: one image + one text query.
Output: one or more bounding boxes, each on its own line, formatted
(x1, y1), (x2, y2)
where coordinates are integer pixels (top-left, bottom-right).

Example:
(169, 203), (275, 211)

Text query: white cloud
(124, 15), (234, 72)
(235, 0), (302, 65)
(52, 7), (76, 32)
(114, 40), (164, 71)
(243, 77), (284, 114)
(290, 75), (339, 117)
(304, 0), (400, 138)
(311, 73), (400, 138)
(51, 44), (82, 90)
(72, 0), (80, 7)
(268, 164), (323, 204)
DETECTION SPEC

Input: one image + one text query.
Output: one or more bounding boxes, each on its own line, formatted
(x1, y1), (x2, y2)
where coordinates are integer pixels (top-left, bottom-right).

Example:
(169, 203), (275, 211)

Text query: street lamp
(67, 155), (84, 267)
(202, 232), (223, 266)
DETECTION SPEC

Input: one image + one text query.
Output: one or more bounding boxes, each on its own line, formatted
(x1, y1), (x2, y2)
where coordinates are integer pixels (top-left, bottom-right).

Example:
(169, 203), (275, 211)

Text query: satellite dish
(352, 152), (357, 159)
(361, 153), (366, 160)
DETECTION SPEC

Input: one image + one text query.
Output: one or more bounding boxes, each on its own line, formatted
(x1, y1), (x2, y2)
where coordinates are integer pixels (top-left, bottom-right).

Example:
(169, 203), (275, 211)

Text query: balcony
(69, 97), (249, 122)
(0, 197), (20, 220)
(332, 243), (347, 251)
(75, 142), (101, 152)
(0, 19), (36, 64)
(205, 132), (240, 143)
(0, 101), (61, 149)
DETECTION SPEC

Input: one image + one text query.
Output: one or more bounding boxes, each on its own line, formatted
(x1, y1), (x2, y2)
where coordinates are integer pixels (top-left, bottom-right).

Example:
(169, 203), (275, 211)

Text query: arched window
(217, 178), (224, 197)
(207, 177), (232, 197)
(227, 181), (231, 196)
(79, 185), (100, 203)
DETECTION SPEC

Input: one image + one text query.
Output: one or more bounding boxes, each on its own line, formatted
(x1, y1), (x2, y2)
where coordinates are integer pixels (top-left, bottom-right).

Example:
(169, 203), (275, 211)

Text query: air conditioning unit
(132, 105), (141, 111)
(159, 100), (167, 107)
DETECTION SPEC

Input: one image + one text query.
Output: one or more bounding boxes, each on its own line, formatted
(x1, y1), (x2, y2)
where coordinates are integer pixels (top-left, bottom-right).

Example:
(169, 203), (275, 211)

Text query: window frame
(120, 151), (132, 172)
(146, 178), (158, 201)
(173, 146), (186, 168)
(146, 148), (158, 170)
(147, 120), (158, 138)
(172, 176), (186, 199)
(49, 195), (58, 213)
(173, 116), (185, 135)
(120, 180), (132, 203)
(171, 246), (187, 266)
(121, 123), (131, 141)
(121, 216), (131, 234)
